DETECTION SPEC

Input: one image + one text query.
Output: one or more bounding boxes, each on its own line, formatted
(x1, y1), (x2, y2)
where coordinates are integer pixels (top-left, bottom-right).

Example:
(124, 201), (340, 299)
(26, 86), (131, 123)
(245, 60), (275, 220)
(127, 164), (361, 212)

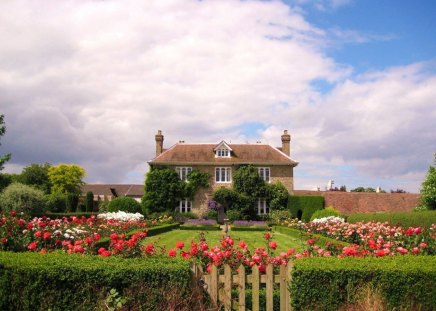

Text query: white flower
(97, 211), (144, 222)
(311, 216), (345, 224)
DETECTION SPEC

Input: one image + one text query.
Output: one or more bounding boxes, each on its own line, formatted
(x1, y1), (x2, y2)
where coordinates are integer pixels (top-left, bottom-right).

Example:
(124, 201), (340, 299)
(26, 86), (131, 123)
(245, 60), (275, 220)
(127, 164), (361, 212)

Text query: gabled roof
(213, 140), (233, 151)
(81, 184), (144, 197)
(149, 143), (298, 166)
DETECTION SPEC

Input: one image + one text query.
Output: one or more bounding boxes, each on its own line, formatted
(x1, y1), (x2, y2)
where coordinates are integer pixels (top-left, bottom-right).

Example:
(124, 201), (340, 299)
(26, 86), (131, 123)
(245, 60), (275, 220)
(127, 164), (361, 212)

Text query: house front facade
(148, 130), (298, 215)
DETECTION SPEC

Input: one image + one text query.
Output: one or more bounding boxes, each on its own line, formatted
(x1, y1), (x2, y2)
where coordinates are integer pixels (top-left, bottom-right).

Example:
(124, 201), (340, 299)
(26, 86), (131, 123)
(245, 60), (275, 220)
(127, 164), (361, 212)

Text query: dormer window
(214, 140), (232, 158)
(217, 149), (230, 157)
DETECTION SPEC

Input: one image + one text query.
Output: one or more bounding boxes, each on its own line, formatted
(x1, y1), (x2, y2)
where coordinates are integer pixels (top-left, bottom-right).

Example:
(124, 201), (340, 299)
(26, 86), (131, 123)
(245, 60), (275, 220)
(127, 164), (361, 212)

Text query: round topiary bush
(107, 196), (142, 214)
(310, 206), (343, 222)
(0, 183), (45, 217)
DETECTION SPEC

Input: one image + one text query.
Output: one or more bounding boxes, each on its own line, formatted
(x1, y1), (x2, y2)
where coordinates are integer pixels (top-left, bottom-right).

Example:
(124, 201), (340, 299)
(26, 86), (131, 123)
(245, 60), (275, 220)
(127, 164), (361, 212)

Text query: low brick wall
(293, 190), (420, 215)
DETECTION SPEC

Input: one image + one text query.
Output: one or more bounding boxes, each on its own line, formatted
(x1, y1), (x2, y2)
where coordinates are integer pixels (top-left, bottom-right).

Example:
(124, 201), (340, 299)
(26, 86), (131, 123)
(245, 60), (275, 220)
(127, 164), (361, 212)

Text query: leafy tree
(233, 165), (264, 197)
(265, 182), (288, 210)
(142, 167), (183, 213)
(108, 196), (142, 214)
(65, 193), (79, 212)
(420, 154), (436, 210)
(45, 193), (67, 213)
(85, 191), (94, 212)
(0, 183), (45, 216)
(0, 173), (20, 192)
(0, 114), (11, 171)
(48, 164), (86, 195)
(19, 163), (52, 194)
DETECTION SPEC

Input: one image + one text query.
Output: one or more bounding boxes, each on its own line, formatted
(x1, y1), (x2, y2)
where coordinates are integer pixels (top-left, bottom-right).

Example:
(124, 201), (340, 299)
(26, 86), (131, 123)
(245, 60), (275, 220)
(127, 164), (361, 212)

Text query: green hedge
(347, 210), (436, 228)
(32, 212), (99, 219)
(230, 225), (271, 231)
(288, 195), (324, 222)
(0, 252), (191, 311)
(180, 224), (221, 231)
(291, 256), (436, 311)
(95, 223), (180, 249)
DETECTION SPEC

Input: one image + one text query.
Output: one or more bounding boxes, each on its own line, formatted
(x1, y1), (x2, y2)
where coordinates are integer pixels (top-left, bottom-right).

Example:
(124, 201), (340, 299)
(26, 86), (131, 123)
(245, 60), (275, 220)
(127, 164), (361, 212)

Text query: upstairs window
(257, 199), (269, 215)
(215, 167), (231, 183)
(176, 167), (192, 181)
(217, 148), (230, 157)
(258, 167), (270, 182)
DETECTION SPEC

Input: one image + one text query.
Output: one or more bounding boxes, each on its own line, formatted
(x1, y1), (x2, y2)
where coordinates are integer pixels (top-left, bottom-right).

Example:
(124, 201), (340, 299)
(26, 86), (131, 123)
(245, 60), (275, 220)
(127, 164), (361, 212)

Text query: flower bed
(180, 219), (220, 230)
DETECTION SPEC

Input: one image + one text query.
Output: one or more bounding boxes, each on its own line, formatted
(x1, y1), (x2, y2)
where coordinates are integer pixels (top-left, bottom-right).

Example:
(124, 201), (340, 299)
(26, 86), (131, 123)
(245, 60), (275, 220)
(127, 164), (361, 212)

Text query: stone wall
(293, 190), (420, 215)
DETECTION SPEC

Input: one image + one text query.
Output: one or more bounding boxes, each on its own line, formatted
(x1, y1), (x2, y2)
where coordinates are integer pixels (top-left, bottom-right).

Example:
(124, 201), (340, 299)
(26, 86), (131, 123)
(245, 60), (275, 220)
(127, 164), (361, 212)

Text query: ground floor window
(178, 199), (192, 213)
(257, 199), (269, 215)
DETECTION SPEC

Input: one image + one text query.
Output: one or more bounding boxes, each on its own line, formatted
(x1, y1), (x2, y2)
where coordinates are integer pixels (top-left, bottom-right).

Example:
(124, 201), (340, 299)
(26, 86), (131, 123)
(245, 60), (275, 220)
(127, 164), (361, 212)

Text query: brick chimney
(281, 130), (291, 156)
(155, 130), (164, 156)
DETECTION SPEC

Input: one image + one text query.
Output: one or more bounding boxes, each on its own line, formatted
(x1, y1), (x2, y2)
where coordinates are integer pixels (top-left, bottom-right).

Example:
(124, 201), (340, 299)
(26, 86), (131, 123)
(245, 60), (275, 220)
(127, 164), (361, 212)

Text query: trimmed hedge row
(288, 195), (324, 222)
(347, 210), (436, 228)
(180, 224), (221, 231)
(32, 212), (99, 219)
(291, 256), (436, 311)
(95, 223), (180, 249)
(230, 225), (271, 231)
(0, 252), (191, 311)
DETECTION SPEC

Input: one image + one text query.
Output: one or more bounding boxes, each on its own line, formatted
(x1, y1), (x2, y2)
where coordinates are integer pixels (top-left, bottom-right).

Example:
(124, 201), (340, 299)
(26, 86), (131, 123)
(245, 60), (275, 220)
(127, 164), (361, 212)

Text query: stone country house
(148, 130), (298, 216)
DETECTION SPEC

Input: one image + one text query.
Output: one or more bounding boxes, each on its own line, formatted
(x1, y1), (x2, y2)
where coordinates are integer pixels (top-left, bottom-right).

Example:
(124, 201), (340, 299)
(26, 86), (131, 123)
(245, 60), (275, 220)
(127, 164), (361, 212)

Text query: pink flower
(269, 241), (278, 250)
(239, 241), (248, 249)
(93, 233), (101, 241)
(419, 242), (427, 249)
(43, 232), (51, 240)
(396, 247), (408, 255)
(307, 239), (315, 245)
(264, 233), (271, 240)
(27, 242), (37, 251)
(35, 231), (43, 238)
(175, 241), (184, 249)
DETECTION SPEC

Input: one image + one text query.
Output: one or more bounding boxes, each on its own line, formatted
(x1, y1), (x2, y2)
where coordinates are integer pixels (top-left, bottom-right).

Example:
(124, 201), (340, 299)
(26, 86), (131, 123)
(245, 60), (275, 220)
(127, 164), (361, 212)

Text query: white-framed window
(257, 199), (269, 215)
(258, 167), (270, 182)
(176, 167), (192, 181)
(215, 167), (232, 183)
(216, 148), (230, 157)
(178, 199), (192, 213)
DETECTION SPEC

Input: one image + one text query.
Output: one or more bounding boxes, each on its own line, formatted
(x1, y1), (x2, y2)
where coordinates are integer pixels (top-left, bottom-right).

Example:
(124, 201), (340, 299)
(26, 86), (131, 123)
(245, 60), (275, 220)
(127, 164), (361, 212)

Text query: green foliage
(107, 197), (142, 214)
(182, 170), (210, 199)
(288, 195), (324, 222)
(143, 167), (183, 213)
(350, 187), (376, 192)
(226, 209), (242, 222)
(230, 225), (270, 231)
(0, 173), (19, 192)
(171, 211), (198, 223)
(213, 187), (256, 220)
(0, 251), (191, 311)
(420, 154), (436, 210)
(233, 165), (264, 196)
(265, 182), (289, 210)
(19, 163), (51, 194)
(347, 210), (436, 229)
(268, 209), (292, 224)
(45, 193), (67, 213)
(0, 114), (11, 171)
(179, 224), (221, 231)
(291, 256), (436, 311)
(48, 164), (86, 195)
(34, 212), (99, 219)
(310, 206), (343, 221)
(85, 191), (94, 212)
(0, 183), (45, 216)
(65, 193), (79, 212)
(206, 210), (218, 220)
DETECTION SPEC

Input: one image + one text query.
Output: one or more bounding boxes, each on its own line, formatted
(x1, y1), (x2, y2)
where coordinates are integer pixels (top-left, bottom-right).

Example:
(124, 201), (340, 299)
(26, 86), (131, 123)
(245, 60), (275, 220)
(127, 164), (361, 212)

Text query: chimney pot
(155, 130), (164, 156)
(281, 130), (291, 156)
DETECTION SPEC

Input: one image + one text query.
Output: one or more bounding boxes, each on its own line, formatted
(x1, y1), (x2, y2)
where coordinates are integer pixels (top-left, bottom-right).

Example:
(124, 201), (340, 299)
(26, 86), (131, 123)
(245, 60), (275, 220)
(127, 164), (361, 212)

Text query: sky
(0, 0), (435, 193)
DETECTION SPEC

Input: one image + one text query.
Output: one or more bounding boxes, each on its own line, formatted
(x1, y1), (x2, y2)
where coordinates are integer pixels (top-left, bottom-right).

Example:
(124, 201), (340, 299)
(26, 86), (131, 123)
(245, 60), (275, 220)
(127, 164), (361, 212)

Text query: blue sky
(0, 0), (435, 193)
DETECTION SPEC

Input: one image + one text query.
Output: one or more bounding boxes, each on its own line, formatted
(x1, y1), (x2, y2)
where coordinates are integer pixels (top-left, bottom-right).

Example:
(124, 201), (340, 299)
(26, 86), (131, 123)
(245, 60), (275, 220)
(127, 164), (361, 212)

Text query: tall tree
(19, 163), (52, 194)
(420, 153), (436, 210)
(48, 164), (86, 195)
(0, 114), (11, 171)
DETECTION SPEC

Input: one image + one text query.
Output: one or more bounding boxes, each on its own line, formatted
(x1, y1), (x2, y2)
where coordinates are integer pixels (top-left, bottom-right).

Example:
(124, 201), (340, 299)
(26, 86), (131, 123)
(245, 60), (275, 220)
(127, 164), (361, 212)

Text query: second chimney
(155, 130), (164, 156)
(281, 130), (291, 156)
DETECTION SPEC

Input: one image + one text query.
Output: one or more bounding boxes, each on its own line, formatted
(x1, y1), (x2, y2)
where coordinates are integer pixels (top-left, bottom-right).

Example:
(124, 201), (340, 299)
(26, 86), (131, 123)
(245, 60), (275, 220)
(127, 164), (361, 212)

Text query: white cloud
(0, 0), (434, 193)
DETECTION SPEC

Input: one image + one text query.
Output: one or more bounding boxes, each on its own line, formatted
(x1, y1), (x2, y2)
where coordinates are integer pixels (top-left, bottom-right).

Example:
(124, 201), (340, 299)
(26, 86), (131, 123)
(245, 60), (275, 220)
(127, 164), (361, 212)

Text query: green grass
(146, 228), (306, 253)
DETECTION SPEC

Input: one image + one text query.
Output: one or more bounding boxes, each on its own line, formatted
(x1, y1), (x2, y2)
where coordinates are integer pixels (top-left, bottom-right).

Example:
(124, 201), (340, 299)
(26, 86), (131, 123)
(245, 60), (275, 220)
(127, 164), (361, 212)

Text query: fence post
(238, 265), (246, 311)
(224, 264), (232, 311)
(210, 264), (218, 305)
(252, 265), (260, 311)
(287, 260), (293, 311)
(266, 264), (274, 311)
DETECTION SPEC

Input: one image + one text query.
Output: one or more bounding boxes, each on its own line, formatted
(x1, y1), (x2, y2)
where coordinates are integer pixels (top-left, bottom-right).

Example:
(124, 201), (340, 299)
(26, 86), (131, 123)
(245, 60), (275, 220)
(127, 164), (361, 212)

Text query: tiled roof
(149, 143), (298, 166)
(81, 184), (144, 197)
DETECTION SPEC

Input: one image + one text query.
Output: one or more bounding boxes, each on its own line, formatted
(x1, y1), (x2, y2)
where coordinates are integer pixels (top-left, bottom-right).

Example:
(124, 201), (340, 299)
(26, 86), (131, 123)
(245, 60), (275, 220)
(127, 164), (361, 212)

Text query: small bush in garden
(85, 191), (94, 212)
(310, 206), (343, 221)
(45, 193), (67, 213)
(226, 209), (242, 222)
(206, 210), (218, 220)
(269, 210), (292, 225)
(107, 196), (142, 214)
(0, 183), (45, 216)
(172, 211), (198, 223)
(65, 193), (79, 212)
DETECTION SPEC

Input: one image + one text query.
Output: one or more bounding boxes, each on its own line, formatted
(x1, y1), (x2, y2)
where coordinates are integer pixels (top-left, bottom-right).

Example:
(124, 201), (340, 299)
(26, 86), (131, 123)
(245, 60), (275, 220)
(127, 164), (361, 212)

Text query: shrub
(85, 191), (94, 212)
(45, 193), (67, 213)
(65, 193), (79, 212)
(0, 251), (192, 311)
(226, 209), (242, 222)
(291, 256), (436, 311)
(206, 210), (218, 220)
(288, 195), (324, 222)
(269, 210), (292, 225)
(107, 196), (142, 214)
(310, 206), (343, 221)
(347, 210), (436, 229)
(0, 183), (45, 216)
(172, 211), (198, 223)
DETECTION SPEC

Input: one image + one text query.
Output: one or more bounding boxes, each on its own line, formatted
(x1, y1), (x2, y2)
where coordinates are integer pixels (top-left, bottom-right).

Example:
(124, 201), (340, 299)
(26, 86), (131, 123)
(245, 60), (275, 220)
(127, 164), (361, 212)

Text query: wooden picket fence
(192, 261), (293, 311)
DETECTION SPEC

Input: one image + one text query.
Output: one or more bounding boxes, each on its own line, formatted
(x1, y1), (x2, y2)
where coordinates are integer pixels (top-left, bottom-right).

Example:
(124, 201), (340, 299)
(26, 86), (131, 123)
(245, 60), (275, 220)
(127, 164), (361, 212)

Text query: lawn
(146, 228), (307, 253)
